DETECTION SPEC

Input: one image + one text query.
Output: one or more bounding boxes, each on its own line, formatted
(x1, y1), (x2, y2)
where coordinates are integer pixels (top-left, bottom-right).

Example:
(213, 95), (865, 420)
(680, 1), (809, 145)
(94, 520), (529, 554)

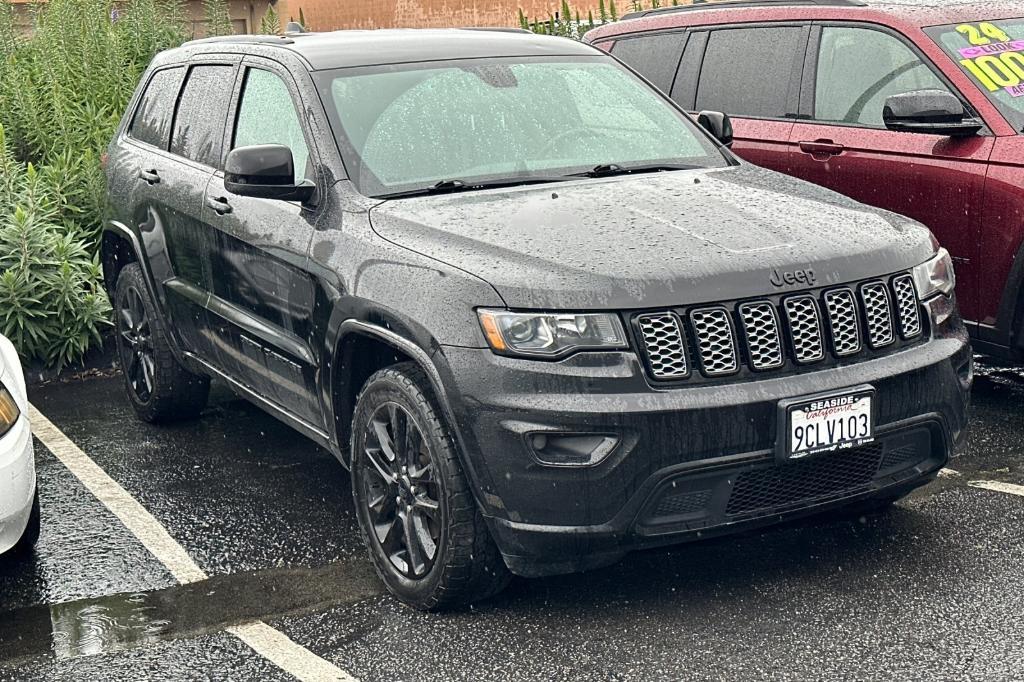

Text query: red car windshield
(926, 19), (1024, 131)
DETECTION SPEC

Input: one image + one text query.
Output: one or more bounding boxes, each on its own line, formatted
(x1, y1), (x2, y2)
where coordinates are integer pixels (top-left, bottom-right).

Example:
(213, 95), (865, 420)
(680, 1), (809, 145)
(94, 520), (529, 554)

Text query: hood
(368, 164), (935, 310)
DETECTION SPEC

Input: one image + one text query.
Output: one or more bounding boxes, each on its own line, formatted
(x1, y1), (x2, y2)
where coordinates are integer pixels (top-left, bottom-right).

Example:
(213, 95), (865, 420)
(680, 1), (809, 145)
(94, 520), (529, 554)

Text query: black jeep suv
(103, 28), (971, 609)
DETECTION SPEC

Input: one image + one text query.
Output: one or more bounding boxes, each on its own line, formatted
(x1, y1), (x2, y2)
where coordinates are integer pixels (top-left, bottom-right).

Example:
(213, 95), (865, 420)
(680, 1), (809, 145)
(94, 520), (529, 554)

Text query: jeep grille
(892, 274), (922, 339)
(689, 307), (738, 376)
(634, 271), (923, 381)
(636, 312), (689, 379)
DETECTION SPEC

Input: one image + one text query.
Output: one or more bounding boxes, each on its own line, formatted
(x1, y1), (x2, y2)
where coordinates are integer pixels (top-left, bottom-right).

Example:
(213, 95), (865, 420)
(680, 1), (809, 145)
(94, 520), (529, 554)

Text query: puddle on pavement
(0, 559), (382, 667)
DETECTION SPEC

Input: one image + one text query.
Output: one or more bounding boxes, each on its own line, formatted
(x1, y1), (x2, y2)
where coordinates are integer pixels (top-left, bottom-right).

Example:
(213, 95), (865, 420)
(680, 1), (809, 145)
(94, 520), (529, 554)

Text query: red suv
(586, 0), (1024, 360)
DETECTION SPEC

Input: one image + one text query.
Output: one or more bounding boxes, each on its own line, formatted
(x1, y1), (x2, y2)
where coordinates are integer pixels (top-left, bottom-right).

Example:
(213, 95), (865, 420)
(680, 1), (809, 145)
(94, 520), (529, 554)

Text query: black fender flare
(100, 220), (193, 366)
(321, 312), (480, 475)
(101, 221), (154, 299)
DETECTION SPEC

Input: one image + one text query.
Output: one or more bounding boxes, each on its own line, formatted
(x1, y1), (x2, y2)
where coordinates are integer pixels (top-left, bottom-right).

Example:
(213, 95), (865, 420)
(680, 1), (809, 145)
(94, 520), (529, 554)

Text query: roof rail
(622, 0), (867, 21)
(460, 27), (534, 33)
(182, 34), (295, 47)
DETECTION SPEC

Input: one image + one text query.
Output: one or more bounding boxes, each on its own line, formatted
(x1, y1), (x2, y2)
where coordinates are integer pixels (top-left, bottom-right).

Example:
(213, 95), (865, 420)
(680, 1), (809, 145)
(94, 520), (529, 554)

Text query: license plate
(780, 387), (875, 460)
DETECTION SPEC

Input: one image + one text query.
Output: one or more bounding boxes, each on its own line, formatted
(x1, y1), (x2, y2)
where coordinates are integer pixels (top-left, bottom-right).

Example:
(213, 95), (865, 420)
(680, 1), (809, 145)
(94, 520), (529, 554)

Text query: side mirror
(224, 144), (315, 202)
(882, 90), (983, 137)
(697, 110), (733, 147)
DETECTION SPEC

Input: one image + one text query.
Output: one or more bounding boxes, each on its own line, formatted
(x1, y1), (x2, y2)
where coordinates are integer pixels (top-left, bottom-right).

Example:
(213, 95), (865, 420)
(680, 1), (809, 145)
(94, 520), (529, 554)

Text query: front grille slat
(860, 281), (896, 348)
(824, 288), (862, 356)
(892, 274), (922, 338)
(636, 312), (689, 380)
(783, 295), (825, 364)
(634, 272), (921, 382)
(689, 307), (739, 376)
(739, 301), (784, 370)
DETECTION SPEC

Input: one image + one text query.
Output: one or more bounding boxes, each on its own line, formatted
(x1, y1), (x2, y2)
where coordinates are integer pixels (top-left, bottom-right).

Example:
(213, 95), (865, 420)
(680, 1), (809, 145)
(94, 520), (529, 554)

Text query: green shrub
(259, 4), (281, 35)
(0, 125), (111, 370)
(0, 0), (187, 367)
(0, 0), (188, 227)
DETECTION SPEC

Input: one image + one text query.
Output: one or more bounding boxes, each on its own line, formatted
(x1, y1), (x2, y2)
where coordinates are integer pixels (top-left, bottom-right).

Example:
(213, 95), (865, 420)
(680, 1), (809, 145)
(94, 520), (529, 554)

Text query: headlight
(0, 384), (20, 439)
(477, 309), (628, 358)
(912, 247), (955, 300)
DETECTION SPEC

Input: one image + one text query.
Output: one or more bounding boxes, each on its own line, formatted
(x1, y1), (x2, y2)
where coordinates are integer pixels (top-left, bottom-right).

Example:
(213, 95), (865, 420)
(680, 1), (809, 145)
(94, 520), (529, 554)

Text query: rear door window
(813, 26), (950, 127)
(128, 67), (185, 149)
(170, 64), (236, 168)
(695, 26), (806, 118)
(611, 32), (687, 93)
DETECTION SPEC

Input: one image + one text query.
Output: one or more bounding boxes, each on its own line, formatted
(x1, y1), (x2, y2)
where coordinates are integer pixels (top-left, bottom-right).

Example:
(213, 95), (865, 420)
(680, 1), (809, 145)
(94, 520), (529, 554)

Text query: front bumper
(435, 309), (971, 578)
(0, 412), (36, 555)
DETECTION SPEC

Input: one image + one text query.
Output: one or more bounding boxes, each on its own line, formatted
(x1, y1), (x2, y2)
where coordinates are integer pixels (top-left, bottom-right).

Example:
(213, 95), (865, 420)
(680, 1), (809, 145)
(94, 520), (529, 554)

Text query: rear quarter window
(695, 26), (806, 119)
(128, 67), (185, 149)
(611, 32), (687, 93)
(170, 64), (236, 168)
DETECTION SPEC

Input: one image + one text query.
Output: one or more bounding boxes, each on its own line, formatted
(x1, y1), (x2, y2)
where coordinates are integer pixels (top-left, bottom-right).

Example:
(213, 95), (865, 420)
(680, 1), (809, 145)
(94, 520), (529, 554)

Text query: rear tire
(9, 490), (40, 557)
(114, 263), (209, 423)
(350, 362), (511, 610)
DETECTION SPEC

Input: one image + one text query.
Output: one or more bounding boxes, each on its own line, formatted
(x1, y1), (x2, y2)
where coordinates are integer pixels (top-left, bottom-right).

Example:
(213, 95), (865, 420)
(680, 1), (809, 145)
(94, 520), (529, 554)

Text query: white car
(0, 334), (38, 557)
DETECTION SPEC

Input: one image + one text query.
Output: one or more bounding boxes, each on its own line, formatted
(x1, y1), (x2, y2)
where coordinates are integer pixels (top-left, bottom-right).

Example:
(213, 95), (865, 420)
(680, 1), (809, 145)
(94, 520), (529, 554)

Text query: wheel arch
(991, 237), (1024, 360)
(100, 221), (144, 298)
(325, 317), (461, 468)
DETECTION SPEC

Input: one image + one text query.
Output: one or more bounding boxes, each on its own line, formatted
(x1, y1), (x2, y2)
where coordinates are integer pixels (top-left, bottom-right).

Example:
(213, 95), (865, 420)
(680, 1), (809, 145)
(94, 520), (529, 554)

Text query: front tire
(351, 363), (511, 610)
(114, 263), (209, 423)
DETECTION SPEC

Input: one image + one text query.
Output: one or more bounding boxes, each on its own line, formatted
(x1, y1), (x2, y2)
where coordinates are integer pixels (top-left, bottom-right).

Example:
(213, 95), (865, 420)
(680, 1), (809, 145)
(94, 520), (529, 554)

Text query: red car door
(689, 24), (809, 174)
(788, 23), (993, 326)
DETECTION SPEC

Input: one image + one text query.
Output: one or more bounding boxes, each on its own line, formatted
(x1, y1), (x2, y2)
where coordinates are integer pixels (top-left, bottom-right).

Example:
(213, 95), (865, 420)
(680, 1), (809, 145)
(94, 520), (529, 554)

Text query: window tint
(612, 33), (686, 93)
(695, 27), (805, 118)
(128, 67), (185, 148)
(170, 65), (235, 167)
(815, 26), (950, 127)
(234, 69), (311, 184)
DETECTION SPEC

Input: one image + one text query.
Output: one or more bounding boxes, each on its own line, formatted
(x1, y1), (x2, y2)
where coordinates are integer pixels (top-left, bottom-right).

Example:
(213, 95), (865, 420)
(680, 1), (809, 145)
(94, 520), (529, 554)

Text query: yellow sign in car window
(954, 22), (1024, 97)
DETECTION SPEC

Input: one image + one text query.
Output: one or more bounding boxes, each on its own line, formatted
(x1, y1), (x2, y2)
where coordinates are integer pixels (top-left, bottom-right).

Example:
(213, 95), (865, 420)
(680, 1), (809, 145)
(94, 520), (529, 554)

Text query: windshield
(926, 19), (1024, 131)
(315, 56), (728, 198)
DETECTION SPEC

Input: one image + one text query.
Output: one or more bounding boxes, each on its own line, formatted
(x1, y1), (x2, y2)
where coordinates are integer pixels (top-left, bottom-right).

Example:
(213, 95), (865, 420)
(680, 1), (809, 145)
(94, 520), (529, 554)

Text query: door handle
(138, 169), (160, 185)
(798, 140), (845, 157)
(206, 195), (233, 215)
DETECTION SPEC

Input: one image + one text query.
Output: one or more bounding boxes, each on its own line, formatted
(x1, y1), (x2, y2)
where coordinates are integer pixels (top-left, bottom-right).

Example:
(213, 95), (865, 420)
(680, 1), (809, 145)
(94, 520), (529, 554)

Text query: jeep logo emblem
(769, 267), (817, 288)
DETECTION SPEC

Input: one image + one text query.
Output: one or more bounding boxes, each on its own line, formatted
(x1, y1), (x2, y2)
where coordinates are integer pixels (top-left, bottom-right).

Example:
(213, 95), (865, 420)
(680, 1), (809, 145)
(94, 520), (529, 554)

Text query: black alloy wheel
(113, 263), (209, 423)
(117, 284), (156, 403)
(350, 363), (511, 610)
(361, 402), (442, 579)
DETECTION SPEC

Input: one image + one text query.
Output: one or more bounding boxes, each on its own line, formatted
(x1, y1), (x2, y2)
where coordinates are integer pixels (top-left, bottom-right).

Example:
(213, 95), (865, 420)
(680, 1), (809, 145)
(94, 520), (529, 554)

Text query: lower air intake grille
(892, 274), (922, 338)
(726, 443), (886, 516)
(654, 489), (712, 517)
(690, 307), (738, 376)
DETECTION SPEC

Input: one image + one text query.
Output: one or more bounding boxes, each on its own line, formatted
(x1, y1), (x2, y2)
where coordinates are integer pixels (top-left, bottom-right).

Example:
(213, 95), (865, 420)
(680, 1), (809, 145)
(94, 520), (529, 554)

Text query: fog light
(528, 432), (619, 467)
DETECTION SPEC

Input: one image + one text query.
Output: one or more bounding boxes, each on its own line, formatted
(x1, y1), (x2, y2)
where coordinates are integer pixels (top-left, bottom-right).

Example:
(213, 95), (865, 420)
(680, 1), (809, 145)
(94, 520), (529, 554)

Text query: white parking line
(28, 404), (357, 682)
(968, 480), (1024, 498)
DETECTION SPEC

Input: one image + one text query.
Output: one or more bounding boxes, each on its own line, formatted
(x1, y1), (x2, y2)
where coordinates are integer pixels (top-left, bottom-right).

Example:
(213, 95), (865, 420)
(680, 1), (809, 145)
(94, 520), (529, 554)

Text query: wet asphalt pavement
(1, 363), (1022, 680)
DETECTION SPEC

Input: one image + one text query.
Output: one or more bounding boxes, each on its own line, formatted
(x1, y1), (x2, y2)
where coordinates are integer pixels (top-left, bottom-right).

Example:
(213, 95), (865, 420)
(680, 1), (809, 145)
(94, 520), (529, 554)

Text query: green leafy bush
(0, 125), (111, 370)
(0, 0), (188, 367)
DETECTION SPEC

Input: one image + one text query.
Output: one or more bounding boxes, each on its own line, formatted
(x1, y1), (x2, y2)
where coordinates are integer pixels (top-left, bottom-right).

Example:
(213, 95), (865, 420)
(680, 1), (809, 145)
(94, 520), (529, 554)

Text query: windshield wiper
(572, 162), (702, 178)
(378, 175), (569, 199)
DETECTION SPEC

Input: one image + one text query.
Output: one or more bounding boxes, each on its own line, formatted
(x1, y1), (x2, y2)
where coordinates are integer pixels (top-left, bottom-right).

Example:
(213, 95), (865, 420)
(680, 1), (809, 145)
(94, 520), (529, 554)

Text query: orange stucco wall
(274, 0), (610, 30)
